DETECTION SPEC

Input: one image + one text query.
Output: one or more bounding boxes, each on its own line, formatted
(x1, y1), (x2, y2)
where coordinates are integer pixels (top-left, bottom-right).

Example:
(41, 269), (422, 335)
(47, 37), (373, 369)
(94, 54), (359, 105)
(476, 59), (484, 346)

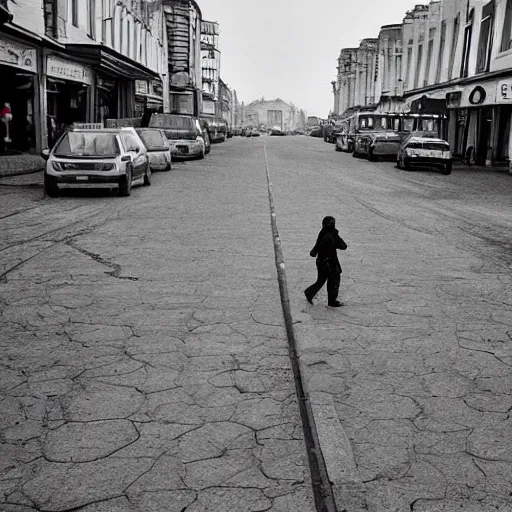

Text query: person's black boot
(304, 290), (313, 305)
(328, 300), (343, 307)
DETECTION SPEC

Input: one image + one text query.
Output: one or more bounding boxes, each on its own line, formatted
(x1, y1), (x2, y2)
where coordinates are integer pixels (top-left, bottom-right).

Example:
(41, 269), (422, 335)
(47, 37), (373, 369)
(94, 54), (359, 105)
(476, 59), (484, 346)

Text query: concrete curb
(264, 144), (339, 512)
(292, 312), (360, 486)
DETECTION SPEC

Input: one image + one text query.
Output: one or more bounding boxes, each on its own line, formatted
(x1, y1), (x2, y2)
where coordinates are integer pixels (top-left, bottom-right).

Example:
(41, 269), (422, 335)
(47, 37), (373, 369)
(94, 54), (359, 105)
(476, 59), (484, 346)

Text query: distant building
(244, 98), (305, 131)
(201, 20), (220, 117)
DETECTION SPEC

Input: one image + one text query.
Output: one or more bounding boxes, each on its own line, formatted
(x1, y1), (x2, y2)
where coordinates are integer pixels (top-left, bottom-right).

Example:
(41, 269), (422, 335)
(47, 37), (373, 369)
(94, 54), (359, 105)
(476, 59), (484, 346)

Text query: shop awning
(66, 44), (159, 81)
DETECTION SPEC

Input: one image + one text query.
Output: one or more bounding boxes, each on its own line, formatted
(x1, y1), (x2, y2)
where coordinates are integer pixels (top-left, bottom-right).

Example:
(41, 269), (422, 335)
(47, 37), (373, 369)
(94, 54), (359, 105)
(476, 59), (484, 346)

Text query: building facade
(333, 0), (512, 170)
(200, 19), (220, 117)
(163, 0), (202, 116)
(244, 98), (304, 132)
(0, 0), (167, 153)
(335, 39), (379, 115)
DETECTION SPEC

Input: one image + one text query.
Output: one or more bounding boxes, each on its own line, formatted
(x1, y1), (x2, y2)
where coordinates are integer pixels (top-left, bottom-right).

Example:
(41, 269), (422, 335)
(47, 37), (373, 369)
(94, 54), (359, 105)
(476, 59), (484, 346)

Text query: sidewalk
(0, 153), (45, 178)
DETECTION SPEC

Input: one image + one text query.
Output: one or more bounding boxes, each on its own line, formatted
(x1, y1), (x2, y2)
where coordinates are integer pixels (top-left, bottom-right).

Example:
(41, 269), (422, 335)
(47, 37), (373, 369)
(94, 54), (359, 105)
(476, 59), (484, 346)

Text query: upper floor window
(71, 0), (78, 27)
(460, 9), (474, 78)
(501, 0), (512, 51)
(436, 21), (447, 82)
(44, 0), (58, 38)
(448, 15), (460, 79)
(476, 0), (495, 73)
(88, 0), (96, 38)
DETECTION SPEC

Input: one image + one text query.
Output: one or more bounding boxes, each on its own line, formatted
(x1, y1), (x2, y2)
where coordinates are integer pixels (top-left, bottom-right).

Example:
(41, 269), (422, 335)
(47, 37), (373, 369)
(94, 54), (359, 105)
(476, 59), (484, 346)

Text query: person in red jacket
(304, 216), (348, 307)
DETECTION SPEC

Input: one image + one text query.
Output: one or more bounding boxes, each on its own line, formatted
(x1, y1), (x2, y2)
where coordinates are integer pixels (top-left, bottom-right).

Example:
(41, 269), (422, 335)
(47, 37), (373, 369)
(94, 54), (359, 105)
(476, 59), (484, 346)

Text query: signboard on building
(171, 93), (194, 115)
(497, 80), (512, 103)
(202, 100), (215, 115)
(0, 37), (37, 73)
(47, 55), (93, 85)
(135, 80), (149, 95)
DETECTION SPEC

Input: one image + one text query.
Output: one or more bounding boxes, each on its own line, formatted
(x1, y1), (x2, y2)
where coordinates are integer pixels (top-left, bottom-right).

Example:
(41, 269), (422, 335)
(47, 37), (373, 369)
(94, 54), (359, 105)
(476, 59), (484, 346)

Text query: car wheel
(198, 150), (205, 160)
(119, 166), (132, 196)
(441, 162), (452, 175)
(143, 163), (152, 186)
(44, 173), (59, 197)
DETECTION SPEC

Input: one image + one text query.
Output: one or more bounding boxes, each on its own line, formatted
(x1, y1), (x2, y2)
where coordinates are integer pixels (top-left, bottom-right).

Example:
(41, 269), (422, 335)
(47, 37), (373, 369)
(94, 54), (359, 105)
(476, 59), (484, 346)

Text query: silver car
(397, 135), (452, 175)
(44, 127), (151, 197)
(136, 128), (172, 172)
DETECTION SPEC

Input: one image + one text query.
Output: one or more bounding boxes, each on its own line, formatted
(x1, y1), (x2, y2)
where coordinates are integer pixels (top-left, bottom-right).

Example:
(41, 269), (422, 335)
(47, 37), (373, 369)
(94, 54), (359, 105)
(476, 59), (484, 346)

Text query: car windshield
(137, 130), (167, 149)
(53, 132), (119, 157)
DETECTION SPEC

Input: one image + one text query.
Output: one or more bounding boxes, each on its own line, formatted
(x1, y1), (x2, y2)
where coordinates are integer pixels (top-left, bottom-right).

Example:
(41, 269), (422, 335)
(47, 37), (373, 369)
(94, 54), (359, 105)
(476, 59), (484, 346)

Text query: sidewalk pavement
(0, 154), (45, 178)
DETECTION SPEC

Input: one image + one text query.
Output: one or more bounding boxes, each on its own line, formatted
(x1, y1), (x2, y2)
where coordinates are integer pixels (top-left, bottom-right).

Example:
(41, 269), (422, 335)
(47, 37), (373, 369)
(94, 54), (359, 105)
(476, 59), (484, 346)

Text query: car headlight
(52, 161), (63, 172)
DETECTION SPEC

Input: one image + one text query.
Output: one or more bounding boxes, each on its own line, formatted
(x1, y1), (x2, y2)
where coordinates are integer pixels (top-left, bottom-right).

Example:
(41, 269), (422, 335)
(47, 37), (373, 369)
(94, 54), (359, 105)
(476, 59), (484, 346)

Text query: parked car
(135, 128), (172, 172)
(397, 134), (452, 174)
(323, 123), (339, 143)
(198, 119), (211, 154)
(149, 113), (206, 160)
(309, 126), (324, 138)
(244, 127), (253, 137)
(43, 126), (151, 197)
(270, 125), (285, 136)
(251, 128), (261, 137)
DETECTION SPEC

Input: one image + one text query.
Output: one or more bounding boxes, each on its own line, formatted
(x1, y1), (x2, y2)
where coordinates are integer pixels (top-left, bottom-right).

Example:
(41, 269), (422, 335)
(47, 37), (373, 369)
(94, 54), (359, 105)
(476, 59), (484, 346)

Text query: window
(71, 0), (78, 27)
(476, 1), (495, 73)
(448, 15), (460, 79)
(460, 10), (474, 78)
(425, 29), (436, 86)
(44, 0), (58, 38)
(436, 21), (447, 82)
(127, 20), (131, 58)
(405, 46), (413, 87)
(88, 0), (95, 38)
(415, 44), (423, 89)
(501, 0), (512, 51)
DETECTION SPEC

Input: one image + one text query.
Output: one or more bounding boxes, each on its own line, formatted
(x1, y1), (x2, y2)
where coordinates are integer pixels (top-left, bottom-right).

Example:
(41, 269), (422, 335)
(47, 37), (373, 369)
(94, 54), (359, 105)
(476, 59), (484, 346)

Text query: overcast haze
(200, 0), (423, 118)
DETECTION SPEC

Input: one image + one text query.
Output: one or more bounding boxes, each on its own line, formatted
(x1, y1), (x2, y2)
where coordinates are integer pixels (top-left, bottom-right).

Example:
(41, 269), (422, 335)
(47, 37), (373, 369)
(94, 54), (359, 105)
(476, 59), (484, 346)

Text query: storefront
(0, 33), (38, 153)
(135, 80), (164, 124)
(446, 78), (512, 166)
(66, 44), (159, 126)
(45, 53), (93, 148)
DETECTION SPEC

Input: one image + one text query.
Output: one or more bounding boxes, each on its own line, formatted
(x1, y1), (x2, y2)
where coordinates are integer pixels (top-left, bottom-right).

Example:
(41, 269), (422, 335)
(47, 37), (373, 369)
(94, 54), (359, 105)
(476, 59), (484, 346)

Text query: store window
(476, 1), (495, 73)
(501, 0), (512, 51)
(0, 66), (36, 153)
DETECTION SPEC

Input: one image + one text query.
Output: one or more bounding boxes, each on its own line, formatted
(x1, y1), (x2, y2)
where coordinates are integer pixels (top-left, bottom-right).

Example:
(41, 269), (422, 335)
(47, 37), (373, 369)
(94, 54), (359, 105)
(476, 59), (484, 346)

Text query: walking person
(304, 216), (347, 307)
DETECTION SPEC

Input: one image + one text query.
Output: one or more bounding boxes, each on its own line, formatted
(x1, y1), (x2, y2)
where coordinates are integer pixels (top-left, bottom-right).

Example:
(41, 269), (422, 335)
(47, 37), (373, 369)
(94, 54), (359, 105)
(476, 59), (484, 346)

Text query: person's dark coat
(310, 226), (347, 274)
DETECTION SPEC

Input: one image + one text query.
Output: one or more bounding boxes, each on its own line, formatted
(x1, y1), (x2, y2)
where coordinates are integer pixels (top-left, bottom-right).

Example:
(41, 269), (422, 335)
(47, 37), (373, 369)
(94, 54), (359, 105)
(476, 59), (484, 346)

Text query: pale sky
(199, 0), (424, 118)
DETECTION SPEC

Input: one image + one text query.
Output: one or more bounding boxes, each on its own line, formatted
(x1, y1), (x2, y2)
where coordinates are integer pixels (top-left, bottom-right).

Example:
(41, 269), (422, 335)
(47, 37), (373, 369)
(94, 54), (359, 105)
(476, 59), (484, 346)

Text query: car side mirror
(41, 148), (50, 160)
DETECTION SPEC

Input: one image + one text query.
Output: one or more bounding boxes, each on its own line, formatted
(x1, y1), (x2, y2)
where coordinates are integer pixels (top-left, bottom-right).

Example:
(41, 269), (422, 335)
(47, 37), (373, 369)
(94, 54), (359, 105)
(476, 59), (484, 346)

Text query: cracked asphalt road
(1, 136), (511, 512)
(0, 146), (315, 511)
(264, 136), (512, 511)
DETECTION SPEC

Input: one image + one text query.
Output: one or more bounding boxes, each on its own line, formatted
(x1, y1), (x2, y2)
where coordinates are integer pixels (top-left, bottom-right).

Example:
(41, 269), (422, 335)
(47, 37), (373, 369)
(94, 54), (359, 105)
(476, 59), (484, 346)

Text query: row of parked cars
(43, 114), (219, 197)
(322, 113), (453, 175)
